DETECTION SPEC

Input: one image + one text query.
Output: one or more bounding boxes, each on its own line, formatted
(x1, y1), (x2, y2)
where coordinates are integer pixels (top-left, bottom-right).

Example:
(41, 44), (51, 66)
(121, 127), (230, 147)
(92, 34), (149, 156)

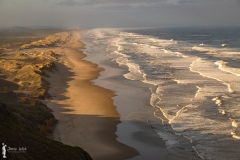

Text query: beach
(1, 1), (240, 158)
(44, 31), (140, 160)
(44, 30), (204, 160)
(80, 27), (240, 160)
(0, 28), (94, 160)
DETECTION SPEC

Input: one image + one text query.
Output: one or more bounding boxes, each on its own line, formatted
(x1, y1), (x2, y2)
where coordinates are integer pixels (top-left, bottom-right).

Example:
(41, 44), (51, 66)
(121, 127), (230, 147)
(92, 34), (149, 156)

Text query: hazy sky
(0, 0), (240, 28)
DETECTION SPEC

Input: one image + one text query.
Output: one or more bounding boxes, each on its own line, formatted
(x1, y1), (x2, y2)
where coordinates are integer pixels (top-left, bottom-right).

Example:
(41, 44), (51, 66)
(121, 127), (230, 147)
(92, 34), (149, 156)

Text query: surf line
(189, 58), (233, 93)
(215, 61), (240, 77)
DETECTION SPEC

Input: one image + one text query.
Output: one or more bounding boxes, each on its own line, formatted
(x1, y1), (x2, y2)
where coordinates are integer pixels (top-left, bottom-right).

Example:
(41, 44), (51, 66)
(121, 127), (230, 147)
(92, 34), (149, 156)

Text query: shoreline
(92, 62), (170, 160)
(81, 29), (203, 160)
(43, 30), (139, 160)
(0, 29), (93, 160)
(82, 38), (170, 160)
(0, 28), (203, 160)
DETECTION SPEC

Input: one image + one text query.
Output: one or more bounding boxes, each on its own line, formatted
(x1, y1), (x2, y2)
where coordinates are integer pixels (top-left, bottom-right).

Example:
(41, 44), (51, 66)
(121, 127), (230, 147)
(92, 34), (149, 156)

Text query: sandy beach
(3, 0), (240, 159)
(43, 31), (139, 160)
(42, 29), (204, 160)
(81, 30), (201, 160)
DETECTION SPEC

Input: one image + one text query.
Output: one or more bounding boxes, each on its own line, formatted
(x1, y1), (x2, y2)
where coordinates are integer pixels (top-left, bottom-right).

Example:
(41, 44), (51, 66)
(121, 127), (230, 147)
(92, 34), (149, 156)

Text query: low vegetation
(0, 29), (92, 160)
(20, 32), (70, 49)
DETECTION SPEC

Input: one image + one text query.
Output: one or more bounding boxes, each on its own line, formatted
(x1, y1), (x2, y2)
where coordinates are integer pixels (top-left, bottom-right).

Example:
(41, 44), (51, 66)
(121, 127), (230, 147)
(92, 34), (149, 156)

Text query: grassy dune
(0, 29), (92, 160)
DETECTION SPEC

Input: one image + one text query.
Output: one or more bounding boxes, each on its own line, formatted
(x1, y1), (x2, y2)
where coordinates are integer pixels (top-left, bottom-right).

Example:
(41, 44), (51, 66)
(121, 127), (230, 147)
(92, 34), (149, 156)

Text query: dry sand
(43, 31), (139, 160)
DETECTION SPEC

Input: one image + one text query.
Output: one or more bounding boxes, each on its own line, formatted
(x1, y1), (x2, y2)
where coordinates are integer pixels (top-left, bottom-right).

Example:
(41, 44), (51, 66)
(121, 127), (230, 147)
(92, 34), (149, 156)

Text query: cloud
(55, 0), (176, 11)
(57, 0), (83, 6)
(235, 0), (240, 4)
(0, 0), (239, 28)
(57, 0), (94, 6)
(56, 0), (234, 9)
(57, 0), (165, 7)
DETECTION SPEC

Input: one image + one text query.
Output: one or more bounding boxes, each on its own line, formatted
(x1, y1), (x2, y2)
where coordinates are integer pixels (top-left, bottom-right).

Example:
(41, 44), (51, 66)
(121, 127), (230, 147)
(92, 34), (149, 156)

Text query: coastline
(81, 29), (202, 160)
(82, 44), (170, 160)
(0, 28), (203, 160)
(43, 30), (139, 160)
(0, 29), (93, 160)
(89, 60), (171, 160)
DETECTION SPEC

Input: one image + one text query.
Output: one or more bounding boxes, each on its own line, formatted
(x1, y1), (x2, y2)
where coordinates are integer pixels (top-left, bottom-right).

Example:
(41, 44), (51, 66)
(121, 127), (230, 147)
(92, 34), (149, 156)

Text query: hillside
(0, 29), (92, 160)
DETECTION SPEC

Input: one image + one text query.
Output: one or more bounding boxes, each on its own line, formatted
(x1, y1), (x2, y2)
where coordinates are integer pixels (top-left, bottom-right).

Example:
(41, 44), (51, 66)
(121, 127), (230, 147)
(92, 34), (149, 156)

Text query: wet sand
(90, 61), (171, 160)
(43, 30), (188, 160)
(81, 29), (202, 160)
(82, 46), (183, 160)
(43, 31), (138, 160)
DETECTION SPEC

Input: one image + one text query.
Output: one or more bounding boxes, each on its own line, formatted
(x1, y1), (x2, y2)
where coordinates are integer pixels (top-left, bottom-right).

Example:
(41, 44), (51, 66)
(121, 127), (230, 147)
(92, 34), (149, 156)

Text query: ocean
(81, 27), (240, 160)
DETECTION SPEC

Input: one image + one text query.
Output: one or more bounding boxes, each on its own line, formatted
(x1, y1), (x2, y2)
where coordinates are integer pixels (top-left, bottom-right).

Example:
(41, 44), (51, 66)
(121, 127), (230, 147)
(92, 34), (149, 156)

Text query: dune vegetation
(0, 28), (92, 160)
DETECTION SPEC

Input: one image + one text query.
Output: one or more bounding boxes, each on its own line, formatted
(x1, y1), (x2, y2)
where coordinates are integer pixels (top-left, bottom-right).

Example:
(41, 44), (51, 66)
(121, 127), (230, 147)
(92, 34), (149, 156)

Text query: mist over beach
(1, 0), (240, 160)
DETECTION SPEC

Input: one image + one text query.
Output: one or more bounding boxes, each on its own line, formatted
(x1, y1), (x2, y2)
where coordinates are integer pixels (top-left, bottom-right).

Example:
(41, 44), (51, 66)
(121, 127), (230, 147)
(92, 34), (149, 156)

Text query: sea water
(81, 27), (240, 160)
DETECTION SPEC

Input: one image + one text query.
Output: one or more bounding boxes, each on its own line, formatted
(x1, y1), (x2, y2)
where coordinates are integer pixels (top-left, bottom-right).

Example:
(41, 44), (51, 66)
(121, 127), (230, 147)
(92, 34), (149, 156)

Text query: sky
(0, 0), (240, 28)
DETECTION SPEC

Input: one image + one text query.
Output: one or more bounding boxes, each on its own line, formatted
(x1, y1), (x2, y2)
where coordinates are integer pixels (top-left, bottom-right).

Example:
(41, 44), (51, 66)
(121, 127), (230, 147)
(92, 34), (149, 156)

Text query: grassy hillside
(0, 29), (92, 160)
